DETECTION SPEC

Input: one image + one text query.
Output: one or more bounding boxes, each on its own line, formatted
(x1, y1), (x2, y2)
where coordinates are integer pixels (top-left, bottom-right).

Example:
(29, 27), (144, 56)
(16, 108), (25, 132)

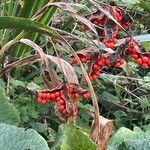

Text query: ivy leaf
(0, 87), (20, 125)
(51, 124), (96, 150)
(108, 127), (150, 150)
(0, 123), (49, 150)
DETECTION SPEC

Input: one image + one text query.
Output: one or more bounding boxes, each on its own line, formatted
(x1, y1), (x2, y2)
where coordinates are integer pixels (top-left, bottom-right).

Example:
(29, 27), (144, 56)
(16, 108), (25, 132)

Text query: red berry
(114, 62), (121, 68)
(46, 93), (51, 99)
(62, 109), (68, 115)
(68, 86), (74, 94)
(56, 96), (62, 102)
(51, 93), (56, 99)
(58, 99), (65, 105)
(59, 105), (65, 111)
(105, 58), (110, 66)
(43, 93), (47, 98)
(38, 98), (42, 103)
(71, 57), (78, 64)
(112, 38), (117, 44)
(101, 58), (106, 64)
(119, 59), (124, 65)
(90, 74), (98, 81)
(132, 48), (137, 54)
(81, 57), (87, 63)
(85, 56), (90, 61)
(74, 93), (80, 99)
(93, 20), (99, 25)
(82, 92), (90, 100)
(142, 63), (148, 68)
(105, 42), (115, 48)
(95, 70), (100, 76)
(142, 56), (149, 63)
(115, 9), (122, 22)
(113, 29), (119, 37)
(136, 58), (142, 65)
(98, 60), (103, 66)
(132, 54), (139, 59)
(41, 99), (47, 104)
(91, 18), (99, 25)
(122, 23), (130, 30)
(38, 92), (43, 98)
(148, 59), (150, 66)
(55, 91), (61, 97)
(128, 47), (133, 53)
(93, 64), (100, 70)
(81, 25), (89, 31)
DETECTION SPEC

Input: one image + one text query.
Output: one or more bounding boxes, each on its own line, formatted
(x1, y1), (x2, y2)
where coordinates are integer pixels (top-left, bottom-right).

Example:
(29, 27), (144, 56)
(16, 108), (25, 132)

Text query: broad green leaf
(123, 138), (150, 150)
(0, 16), (60, 39)
(108, 127), (150, 150)
(0, 123), (49, 150)
(108, 127), (136, 149)
(0, 86), (20, 125)
(51, 124), (96, 150)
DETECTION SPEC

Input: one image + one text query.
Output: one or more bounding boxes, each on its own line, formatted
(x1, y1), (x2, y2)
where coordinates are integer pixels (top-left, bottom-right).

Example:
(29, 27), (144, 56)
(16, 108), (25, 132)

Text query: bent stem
(60, 37), (100, 128)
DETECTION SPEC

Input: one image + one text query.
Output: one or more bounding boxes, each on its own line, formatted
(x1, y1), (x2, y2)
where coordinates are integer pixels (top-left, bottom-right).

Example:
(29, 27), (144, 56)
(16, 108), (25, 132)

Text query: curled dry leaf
(34, 2), (98, 36)
(0, 54), (40, 76)
(46, 54), (79, 84)
(89, 0), (124, 30)
(20, 39), (79, 85)
(75, 48), (95, 56)
(91, 115), (113, 150)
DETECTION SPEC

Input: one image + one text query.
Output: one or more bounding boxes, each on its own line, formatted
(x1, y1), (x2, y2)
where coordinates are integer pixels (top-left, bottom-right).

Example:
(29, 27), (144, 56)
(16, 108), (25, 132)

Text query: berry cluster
(89, 56), (125, 81)
(71, 55), (91, 64)
(37, 90), (68, 115)
(102, 6), (132, 48)
(81, 4), (133, 49)
(89, 57), (109, 81)
(126, 40), (150, 68)
(71, 37), (150, 83)
(81, 16), (107, 31)
(67, 84), (90, 100)
(37, 84), (90, 116)
(102, 26), (119, 48)
(113, 59), (124, 68)
(90, 39), (150, 81)
(114, 7), (122, 22)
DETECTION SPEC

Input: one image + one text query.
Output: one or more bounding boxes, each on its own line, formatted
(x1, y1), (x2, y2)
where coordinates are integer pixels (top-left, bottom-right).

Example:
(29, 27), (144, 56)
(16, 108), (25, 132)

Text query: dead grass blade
(0, 54), (40, 76)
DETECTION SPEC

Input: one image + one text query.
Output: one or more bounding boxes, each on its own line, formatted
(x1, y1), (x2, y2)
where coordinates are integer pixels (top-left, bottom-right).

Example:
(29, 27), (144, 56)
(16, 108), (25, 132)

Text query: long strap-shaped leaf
(0, 16), (60, 39)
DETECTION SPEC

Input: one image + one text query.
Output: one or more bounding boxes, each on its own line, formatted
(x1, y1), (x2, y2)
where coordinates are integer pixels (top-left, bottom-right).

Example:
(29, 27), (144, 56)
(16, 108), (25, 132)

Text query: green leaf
(108, 127), (150, 150)
(139, 0), (150, 13)
(51, 124), (96, 150)
(0, 16), (60, 39)
(0, 87), (20, 125)
(123, 138), (150, 150)
(108, 127), (136, 149)
(0, 123), (49, 150)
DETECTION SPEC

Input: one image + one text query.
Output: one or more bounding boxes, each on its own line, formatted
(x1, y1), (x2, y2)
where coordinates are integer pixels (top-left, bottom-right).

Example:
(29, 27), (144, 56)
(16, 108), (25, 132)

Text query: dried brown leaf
(91, 115), (113, 150)
(35, 2), (98, 36)
(0, 54), (40, 76)
(20, 39), (79, 85)
(89, 0), (124, 30)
